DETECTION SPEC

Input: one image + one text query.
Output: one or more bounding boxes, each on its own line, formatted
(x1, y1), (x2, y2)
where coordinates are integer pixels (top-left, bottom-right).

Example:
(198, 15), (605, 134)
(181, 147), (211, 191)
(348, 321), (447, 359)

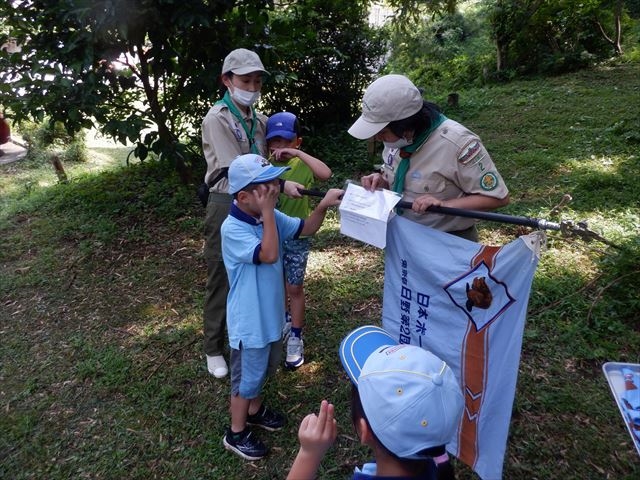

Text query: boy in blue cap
(221, 153), (343, 461)
(266, 111), (332, 368)
(287, 325), (464, 479)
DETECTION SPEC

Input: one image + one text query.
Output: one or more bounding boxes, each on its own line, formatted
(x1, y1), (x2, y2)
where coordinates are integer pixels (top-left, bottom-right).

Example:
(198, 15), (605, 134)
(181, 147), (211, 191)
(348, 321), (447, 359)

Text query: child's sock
(229, 427), (247, 440)
(291, 327), (302, 338)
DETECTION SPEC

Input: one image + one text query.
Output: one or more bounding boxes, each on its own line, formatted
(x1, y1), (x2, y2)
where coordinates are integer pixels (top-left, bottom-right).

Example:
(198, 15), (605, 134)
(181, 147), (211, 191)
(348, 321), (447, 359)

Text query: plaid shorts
(283, 237), (310, 286)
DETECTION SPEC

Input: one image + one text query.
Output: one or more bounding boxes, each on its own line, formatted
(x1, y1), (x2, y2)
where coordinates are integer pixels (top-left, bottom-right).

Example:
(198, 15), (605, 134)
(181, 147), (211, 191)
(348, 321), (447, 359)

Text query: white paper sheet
(338, 183), (402, 248)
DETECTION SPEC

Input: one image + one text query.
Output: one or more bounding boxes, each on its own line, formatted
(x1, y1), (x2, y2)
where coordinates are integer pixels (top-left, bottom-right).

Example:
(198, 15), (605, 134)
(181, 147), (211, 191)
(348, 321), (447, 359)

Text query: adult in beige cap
(201, 48), (302, 378)
(351, 74), (510, 241)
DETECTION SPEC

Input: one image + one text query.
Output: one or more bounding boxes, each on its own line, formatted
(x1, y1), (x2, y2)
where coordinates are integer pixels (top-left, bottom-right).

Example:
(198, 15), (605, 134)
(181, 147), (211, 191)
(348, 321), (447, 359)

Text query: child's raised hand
(287, 400), (338, 480)
(297, 400), (338, 457)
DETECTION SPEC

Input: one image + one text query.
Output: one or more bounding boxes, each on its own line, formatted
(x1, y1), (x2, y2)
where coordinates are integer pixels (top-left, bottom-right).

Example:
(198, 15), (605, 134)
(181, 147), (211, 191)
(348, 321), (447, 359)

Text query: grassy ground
(1, 61), (639, 479)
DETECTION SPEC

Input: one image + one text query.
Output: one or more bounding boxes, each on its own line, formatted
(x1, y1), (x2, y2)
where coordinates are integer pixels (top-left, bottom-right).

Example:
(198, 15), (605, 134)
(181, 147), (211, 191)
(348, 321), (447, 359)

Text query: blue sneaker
(223, 427), (268, 461)
(246, 404), (286, 431)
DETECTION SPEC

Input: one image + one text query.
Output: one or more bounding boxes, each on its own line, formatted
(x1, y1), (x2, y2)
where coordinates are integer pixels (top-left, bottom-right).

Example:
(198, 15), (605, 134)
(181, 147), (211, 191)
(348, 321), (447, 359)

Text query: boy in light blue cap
(221, 153), (343, 461)
(287, 325), (464, 479)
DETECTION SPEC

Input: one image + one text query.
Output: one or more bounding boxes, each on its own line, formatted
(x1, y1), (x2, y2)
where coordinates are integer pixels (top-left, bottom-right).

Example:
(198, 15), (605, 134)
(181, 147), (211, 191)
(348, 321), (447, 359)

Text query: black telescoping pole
(298, 188), (561, 231)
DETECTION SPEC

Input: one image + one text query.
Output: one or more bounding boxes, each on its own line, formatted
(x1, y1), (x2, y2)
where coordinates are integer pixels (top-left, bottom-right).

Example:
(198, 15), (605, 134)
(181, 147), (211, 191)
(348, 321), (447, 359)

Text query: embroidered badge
(480, 172), (498, 191)
(458, 140), (481, 165)
(385, 149), (396, 166)
(259, 155), (270, 167)
(232, 121), (243, 141)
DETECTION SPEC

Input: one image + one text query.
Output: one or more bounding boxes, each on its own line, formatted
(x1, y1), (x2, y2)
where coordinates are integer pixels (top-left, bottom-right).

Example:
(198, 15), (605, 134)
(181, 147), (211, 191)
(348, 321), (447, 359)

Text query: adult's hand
(283, 180), (304, 198)
(361, 172), (389, 192)
(412, 193), (443, 214)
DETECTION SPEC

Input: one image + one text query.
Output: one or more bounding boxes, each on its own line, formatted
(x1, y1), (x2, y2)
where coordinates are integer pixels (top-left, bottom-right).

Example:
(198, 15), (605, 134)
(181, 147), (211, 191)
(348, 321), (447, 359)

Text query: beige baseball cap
(348, 74), (424, 139)
(221, 48), (268, 76)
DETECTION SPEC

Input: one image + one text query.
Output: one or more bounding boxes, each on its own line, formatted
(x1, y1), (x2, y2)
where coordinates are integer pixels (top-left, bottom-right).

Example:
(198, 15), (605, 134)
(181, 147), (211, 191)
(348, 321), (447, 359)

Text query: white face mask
(383, 137), (412, 150)
(231, 87), (260, 107)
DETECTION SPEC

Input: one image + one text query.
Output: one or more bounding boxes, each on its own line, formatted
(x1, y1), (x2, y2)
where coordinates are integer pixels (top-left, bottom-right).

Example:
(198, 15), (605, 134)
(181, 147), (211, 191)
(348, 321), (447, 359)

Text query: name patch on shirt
(458, 140), (482, 165)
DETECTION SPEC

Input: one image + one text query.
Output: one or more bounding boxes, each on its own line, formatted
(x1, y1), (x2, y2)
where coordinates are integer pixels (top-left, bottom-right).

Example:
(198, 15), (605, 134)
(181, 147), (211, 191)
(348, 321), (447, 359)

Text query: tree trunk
(614, 0), (623, 55)
(51, 155), (68, 183)
(595, 0), (624, 56)
(496, 40), (508, 72)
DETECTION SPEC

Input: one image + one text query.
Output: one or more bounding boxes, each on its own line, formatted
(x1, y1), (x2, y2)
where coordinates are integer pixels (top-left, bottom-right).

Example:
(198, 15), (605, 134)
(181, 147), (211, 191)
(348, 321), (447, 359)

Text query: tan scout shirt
(201, 101), (268, 193)
(381, 119), (509, 232)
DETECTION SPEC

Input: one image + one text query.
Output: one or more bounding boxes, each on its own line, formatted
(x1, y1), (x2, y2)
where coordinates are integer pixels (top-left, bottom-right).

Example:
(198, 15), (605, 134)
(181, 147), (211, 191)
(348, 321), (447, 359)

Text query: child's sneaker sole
(222, 434), (267, 461)
(285, 357), (304, 369)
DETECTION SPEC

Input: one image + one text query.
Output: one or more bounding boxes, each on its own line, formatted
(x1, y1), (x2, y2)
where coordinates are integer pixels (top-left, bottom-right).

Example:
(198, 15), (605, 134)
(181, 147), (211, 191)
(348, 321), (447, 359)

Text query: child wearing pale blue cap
(221, 153), (343, 461)
(287, 325), (464, 479)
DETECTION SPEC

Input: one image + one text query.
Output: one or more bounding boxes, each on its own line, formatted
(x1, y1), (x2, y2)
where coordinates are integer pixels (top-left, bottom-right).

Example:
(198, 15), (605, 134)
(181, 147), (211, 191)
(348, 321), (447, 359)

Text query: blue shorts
(283, 237), (310, 286)
(230, 339), (282, 399)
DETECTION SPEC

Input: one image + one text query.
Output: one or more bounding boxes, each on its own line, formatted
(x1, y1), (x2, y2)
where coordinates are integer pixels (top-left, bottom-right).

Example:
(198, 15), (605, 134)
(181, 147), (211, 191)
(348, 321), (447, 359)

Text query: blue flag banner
(382, 215), (543, 480)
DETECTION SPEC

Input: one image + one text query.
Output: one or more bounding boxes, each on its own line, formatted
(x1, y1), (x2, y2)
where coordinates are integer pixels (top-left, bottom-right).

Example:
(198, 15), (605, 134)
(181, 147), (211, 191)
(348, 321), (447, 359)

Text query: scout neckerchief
(216, 91), (260, 155)
(392, 113), (448, 196)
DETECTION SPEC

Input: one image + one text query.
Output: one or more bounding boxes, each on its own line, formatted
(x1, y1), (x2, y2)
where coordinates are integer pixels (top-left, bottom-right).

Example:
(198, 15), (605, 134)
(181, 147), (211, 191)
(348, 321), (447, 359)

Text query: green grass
(1, 62), (639, 479)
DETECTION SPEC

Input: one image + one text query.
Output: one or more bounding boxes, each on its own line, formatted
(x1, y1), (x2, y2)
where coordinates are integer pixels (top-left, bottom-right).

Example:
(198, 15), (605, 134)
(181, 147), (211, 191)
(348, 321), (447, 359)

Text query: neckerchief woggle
(392, 113), (447, 214)
(216, 91), (260, 155)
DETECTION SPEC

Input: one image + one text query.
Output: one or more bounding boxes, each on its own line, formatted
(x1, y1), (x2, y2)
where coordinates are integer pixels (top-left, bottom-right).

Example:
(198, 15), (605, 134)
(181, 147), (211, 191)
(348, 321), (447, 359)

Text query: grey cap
(221, 48), (268, 76)
(348, 74), (423, 140)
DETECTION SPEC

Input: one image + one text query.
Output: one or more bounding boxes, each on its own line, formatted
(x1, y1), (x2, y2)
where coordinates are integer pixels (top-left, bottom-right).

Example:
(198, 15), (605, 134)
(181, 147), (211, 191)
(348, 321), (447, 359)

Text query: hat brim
(266, 129), (297, 141)
(339, 325), (396, 385)
(228, 165), (290, 194)
(230, 66), (270, 76)
(252, 165), (290, 184)
(347, 115), (389, 140)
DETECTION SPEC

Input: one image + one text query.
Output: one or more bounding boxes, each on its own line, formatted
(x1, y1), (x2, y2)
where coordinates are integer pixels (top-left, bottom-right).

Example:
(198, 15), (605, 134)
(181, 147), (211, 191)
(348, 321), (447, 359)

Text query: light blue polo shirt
(221, 203), (304, 349)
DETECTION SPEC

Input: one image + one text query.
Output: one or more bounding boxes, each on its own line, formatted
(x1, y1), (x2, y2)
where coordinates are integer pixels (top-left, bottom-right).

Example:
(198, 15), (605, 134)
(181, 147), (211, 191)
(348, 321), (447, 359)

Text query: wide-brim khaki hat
(348, 74), (423, 140)
(222, 48), (269, 76)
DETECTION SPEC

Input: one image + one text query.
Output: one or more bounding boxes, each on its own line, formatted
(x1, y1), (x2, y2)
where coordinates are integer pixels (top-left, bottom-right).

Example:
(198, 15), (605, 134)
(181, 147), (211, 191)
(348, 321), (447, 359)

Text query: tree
(596, 0), (625, 55)
(0, 0), (271, 183)
(485, 0), (544, 73)
(0, 1), (388, 182)
(262, 0), (385, 129)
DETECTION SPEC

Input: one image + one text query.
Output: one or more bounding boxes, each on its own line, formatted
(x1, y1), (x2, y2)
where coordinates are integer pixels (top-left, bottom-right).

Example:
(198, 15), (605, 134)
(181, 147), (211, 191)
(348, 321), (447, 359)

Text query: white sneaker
(207, 355), (228, 378)
(285, 336), (304, 368)
(282, 311), (292, 342)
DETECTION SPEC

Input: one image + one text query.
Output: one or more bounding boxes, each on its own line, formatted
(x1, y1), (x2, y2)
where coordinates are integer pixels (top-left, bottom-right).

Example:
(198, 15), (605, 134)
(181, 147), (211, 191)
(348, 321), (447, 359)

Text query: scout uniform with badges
(380, 118), (508, 233)
(201, 48), (268, 379)
(202, 94), (268, 194)
(349, 74), (509, 242)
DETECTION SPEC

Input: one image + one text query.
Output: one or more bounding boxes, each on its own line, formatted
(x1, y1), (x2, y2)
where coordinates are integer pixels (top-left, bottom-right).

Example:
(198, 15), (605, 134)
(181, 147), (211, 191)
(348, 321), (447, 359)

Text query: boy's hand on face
(271, 147), (299, 162)
(253, 182), (279, 215)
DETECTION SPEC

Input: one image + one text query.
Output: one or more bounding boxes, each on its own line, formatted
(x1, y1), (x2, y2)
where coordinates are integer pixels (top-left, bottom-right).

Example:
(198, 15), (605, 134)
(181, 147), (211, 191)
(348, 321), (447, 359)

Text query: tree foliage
(1, 0), (638, 185)
(485, 0), (636, 75)
(0, 0), (384, 183)
(382, 6), (493, 93)
(382, 0), (639, 93)
(0, 0), (277, 182)
(262, 0), (385, 130)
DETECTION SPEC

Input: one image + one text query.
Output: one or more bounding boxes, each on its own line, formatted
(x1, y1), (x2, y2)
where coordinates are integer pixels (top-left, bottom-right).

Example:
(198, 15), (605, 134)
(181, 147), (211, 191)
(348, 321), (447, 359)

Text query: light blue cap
(227, 154), (290, 194)
(339, 325), (463, 459)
